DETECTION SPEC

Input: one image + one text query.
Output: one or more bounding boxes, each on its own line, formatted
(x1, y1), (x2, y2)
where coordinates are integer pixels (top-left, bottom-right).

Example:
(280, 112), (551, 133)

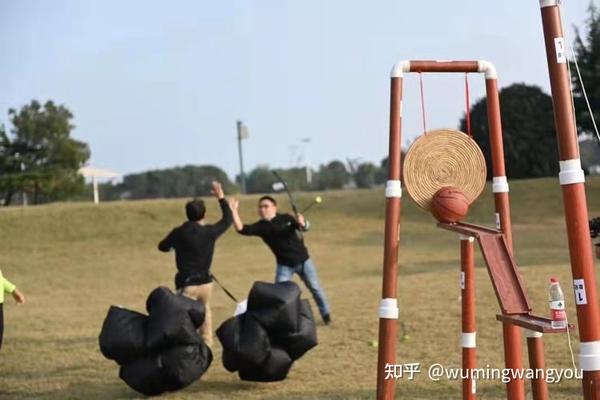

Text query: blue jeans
(275, 258), (330, 318)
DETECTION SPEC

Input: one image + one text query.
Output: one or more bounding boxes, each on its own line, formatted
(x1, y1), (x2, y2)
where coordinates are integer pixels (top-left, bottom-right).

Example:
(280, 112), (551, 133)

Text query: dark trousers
(0, 303), (4, 351)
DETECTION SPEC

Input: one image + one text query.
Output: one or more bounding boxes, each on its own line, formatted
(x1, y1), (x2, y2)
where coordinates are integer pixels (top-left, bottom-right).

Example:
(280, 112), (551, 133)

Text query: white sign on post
(574, 279), (587, 305)
(554, 37), (566, 64)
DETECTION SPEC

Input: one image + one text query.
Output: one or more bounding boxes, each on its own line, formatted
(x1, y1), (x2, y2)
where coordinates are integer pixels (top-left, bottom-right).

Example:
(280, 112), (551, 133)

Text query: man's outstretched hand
(211, 181), (225, 199)
(12, 288), (25, 305)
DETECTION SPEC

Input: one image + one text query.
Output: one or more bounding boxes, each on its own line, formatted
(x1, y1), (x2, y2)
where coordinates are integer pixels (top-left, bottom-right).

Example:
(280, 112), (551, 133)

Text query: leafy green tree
(0, 100), (90, 205)
(243, 167), (314, 194)
(245, 165), (275, 194)
(459, 83), (559, 179)
(354, 162), (378, 188)
(376, 153), (406, 184)
(0, 125), (20, 205)
(571, 3), (600, 139)
(317, 160), (349, 190)
(110, 165), (236, 200)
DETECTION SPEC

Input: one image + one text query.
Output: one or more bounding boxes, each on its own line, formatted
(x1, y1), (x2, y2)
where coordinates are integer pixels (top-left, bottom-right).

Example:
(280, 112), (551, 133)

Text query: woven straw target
(403, 129), (486, 211)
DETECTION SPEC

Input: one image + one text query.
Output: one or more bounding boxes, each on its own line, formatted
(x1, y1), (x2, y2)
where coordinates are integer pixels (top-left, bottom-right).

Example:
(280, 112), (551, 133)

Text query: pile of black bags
(216, 281), (318, 382)
(99, 287), (213, 396)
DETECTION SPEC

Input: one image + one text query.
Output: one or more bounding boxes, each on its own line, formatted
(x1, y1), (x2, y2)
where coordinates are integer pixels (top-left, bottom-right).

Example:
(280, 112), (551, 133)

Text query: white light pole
(301, 138), (312, 184)
(236, 120), (249, 194)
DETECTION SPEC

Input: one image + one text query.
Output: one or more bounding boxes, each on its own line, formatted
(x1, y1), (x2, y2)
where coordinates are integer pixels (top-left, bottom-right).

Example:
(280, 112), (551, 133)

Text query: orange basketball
(431, 186), (470, 223)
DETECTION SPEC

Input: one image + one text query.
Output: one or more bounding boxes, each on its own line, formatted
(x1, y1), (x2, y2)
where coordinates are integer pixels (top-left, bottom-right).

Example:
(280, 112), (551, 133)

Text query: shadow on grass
(0, 378), (263, 400)
(0, 365), (584, 400)
(255, 382), (544, 400)
(0, 381), (131, 400)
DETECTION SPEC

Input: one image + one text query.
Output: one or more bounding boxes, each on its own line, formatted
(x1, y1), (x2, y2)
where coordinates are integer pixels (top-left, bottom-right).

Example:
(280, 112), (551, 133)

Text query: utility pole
(237, 120), (248, 194)
(301, 138), (312, 184)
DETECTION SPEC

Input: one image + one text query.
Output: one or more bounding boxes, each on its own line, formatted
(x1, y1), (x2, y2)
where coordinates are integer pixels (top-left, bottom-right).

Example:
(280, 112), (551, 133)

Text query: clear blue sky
(0, 1), (593, 179)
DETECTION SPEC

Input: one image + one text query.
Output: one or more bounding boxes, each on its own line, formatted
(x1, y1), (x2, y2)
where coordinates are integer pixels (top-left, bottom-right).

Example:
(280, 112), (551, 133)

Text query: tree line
(98, 158), (391, 200)
(0, 100), (90, 206)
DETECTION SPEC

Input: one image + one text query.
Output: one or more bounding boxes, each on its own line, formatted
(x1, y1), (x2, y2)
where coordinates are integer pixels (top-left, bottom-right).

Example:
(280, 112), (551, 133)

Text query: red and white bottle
(549, 277), (567, 329)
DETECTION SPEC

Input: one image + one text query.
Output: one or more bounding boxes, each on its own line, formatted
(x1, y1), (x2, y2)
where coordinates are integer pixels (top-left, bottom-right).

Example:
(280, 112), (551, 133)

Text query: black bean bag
(217, 282), (319, 382)
(221, 347), (240, 373)
(216, 316), (240, 372)
(247, 281), (301, 332)
(284, 299), (318, 360)
(216, 314), (271, 365)
(99, 306), (148, 365)
(145, 287), (201, 350)
(146, 286), (205, 328)
(119, 343), (212, 396)
(162, 343), (213, 391)
(119, 353), (167, 396)
(238, 346), (294, 382)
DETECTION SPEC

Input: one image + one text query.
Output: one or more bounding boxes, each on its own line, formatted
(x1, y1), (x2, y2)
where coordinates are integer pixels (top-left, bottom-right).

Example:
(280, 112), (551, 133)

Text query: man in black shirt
(230, 195), (331, 324)
(158, 181), (233, 346)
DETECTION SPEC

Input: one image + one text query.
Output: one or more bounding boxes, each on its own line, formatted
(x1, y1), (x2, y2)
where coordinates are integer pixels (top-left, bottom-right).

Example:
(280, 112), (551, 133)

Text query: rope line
(210, 274), (238, 303)
(418, 72), (428, 135)
(465, 73), (472, 137)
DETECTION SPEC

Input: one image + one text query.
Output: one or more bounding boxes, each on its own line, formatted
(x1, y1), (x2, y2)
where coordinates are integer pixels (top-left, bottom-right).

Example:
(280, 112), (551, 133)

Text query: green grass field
(0, 177), (599, 399)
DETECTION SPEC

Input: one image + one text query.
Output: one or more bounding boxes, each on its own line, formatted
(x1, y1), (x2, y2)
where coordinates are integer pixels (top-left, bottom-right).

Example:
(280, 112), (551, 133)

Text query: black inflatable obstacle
(145, 287), (202, 350)
(146, 286), (205, 328)
(216, 281), (318, 382)
(247, 281), (301, 332)
(119, 343), (213, 396)
(99, 306), (147, 365)
(238, 346), (293, 382)
(99, 286), (211, 396)
(285, 299), (318, 360)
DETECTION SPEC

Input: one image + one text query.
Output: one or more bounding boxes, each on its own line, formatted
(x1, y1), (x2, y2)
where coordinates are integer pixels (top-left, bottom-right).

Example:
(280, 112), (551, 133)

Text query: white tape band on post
(458, 234), (475, 242)
(379, 298), (399, 319)
(492, 176), (509, 193)
(477, 60), (498, 79)
(390, 60), (411, 78)
(580, 341), (600, 371)
(461, 332), (476, 348)
(559, 159), (585, 185)
(525, 329), (543, 338)
(540, 0), (559, 8)
(385, 180), (402, 198)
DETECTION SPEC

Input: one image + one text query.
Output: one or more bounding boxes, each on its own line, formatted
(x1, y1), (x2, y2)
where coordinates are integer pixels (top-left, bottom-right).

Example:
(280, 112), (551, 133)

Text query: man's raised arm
(230, 198), (261, 236)
(208, 181), (233, 238)
(229, 198), (244, 232)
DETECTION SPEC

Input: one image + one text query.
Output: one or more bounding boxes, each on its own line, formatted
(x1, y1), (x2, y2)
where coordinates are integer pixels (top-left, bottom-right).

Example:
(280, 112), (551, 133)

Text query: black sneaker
(322, 314), (331, 325)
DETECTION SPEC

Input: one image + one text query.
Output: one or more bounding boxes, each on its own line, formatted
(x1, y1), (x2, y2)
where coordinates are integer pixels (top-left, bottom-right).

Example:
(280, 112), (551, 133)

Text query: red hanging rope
(464, 73), (472, 137)
(418, 72), (427, 135)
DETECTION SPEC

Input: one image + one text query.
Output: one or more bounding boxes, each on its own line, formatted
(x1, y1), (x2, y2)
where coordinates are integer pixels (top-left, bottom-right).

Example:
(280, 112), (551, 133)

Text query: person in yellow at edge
(0, 269), (25, 351)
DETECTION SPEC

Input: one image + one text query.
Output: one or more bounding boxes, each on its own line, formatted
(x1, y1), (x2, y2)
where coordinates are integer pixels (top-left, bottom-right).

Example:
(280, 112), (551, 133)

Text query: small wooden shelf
(496, 313), (574, 333)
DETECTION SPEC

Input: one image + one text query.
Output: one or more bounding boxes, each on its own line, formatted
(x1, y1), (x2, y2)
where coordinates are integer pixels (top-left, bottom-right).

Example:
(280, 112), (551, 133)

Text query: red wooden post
(540, 2), (600, 398)
(461, 235), (477, 400)
(485, 75), (526, 400)
(527, 331), (550, 400)
(376, 69), (405, 400)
